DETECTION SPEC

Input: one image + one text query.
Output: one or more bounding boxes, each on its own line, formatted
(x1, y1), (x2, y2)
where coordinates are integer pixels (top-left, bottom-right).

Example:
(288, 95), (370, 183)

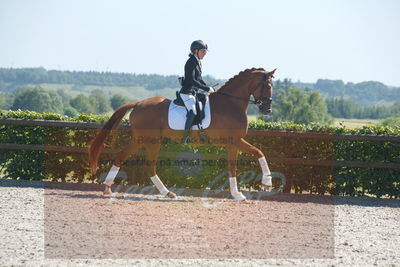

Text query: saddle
(173, 91), (207, 128)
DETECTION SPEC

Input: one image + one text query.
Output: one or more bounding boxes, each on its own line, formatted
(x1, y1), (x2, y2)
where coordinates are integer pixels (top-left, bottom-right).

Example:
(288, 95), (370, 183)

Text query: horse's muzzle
(259, 106), (272, 115)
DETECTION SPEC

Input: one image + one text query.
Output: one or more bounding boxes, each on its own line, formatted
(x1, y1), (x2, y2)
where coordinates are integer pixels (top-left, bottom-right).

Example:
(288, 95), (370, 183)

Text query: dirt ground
(0, 179), (399, 266)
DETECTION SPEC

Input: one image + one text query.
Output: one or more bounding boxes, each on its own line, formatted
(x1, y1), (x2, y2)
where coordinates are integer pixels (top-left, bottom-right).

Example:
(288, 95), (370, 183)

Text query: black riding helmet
(190, 40), (208, 52)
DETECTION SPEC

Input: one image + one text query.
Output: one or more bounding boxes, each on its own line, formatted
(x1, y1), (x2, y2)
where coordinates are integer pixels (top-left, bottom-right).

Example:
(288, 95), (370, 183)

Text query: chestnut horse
(89, 67), (276, 201)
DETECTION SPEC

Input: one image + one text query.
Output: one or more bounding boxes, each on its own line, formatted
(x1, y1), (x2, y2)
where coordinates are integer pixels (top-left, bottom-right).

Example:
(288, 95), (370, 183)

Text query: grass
(246, 116), (381, 129)
(333, 118), (379, 128)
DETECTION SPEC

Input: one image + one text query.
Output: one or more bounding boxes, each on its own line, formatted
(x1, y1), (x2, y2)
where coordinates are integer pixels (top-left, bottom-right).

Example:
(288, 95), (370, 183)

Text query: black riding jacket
(180, 55), (210, 95)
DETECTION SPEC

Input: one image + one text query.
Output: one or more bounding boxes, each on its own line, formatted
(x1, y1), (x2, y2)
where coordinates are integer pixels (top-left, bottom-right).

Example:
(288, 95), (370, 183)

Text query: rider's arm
(199, 78), (207, 86)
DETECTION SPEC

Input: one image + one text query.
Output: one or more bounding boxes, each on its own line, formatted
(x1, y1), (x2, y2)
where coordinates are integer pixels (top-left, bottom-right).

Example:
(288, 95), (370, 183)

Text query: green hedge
(1, 109), (399, 198)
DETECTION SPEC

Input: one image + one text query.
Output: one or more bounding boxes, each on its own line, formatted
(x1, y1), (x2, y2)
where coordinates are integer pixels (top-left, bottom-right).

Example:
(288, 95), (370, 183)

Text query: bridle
(215, 71), (273, 106)
(252, 72), (273, 108)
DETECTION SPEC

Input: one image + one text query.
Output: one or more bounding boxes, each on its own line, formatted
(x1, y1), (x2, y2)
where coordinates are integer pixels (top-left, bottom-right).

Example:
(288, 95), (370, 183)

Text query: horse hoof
(233, 192), (247, 201)
(103, 185), (112, 195)
(166, 191), (177, 199)
(262, 175), (272, 191)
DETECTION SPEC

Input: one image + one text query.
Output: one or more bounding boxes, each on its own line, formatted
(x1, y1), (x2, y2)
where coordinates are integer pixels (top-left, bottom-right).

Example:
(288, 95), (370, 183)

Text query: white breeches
(180, 93), (197, 115)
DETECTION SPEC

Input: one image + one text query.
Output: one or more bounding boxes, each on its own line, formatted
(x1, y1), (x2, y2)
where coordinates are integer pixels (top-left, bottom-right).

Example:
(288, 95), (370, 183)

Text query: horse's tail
(88, 102), (138, 173)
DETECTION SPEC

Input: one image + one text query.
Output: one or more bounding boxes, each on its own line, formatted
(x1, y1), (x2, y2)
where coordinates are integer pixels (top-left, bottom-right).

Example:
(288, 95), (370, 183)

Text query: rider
(180, 40), (214, 143)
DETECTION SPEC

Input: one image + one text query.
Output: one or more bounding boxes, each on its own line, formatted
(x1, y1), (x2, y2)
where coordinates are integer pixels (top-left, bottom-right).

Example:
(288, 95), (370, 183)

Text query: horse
(88, 67), (276, 201)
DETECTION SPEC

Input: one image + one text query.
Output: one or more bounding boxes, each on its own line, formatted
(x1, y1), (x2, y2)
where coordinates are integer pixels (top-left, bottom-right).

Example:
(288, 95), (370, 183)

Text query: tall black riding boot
(183, 110), (196, 144)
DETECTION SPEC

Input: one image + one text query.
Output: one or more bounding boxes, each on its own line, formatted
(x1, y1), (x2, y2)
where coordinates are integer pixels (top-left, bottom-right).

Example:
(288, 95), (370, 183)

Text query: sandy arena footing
(0, 179), (399, 266)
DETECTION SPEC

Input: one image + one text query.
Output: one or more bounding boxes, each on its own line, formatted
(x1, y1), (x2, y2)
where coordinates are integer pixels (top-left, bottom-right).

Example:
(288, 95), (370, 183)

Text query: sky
(1, 0), (400, 86)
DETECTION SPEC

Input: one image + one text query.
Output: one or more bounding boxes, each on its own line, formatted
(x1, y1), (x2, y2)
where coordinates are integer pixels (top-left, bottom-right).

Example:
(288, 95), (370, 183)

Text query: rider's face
(197, 49), (207, 59)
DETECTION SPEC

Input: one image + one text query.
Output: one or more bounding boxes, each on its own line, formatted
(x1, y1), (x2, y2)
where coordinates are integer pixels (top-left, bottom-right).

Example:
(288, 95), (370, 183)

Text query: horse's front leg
(227, 145), (247, 201)
(234, 138), (272, 190)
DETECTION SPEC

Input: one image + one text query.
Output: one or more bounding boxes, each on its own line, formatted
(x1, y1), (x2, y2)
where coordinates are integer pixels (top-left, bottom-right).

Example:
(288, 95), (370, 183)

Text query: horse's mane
(218, 67), (265, 92)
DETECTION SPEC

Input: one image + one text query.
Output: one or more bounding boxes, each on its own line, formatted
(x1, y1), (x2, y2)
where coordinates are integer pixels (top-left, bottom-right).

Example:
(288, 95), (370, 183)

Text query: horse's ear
(269, 68), (277, 79)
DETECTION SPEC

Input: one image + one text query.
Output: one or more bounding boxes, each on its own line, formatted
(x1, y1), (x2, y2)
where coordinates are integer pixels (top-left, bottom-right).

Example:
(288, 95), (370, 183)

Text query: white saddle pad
(168, 97), (211, 130)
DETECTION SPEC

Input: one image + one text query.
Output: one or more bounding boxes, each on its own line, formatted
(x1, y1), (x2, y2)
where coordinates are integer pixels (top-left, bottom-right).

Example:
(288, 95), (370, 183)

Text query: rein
(215, 91), (270, 104)
(214, 75), (273, 106)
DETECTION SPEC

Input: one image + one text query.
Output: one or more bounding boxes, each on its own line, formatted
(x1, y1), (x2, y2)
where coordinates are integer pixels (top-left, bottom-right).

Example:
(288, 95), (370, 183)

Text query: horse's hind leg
(227, 145), (247, 201)
(145, 143), (176, 199)
(103, 137), (140, 195)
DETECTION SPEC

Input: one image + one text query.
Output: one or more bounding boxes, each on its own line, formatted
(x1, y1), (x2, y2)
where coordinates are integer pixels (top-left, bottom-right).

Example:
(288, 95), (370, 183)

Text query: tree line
(1, 68), (399, 125)
(260, 81), (333, 125)
(326, 97), (400, 119)
(275, 79), (400, 120)
(0, 86), (133, 117)
(2, 68), (399, 106)
(293, 79), (400, 107)
(0, 67), (222, 91)
(1, 83), (334, 125)
(2, 83), (399, 126)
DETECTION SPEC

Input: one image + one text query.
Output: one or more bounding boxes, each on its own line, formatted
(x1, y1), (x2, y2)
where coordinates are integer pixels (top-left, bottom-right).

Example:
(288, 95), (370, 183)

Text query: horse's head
(250, 68), (276, 115)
